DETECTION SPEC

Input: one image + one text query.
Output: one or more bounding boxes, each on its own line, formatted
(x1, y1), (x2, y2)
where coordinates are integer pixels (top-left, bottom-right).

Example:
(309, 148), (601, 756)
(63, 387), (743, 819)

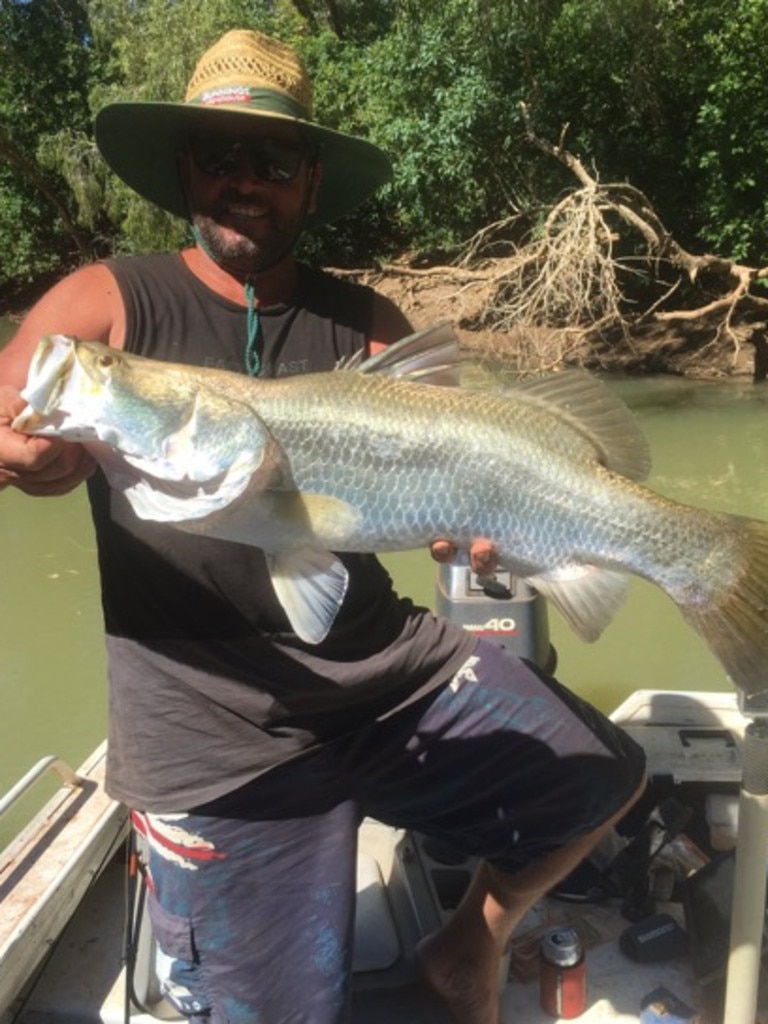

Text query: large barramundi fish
(13, 325), (768, 696)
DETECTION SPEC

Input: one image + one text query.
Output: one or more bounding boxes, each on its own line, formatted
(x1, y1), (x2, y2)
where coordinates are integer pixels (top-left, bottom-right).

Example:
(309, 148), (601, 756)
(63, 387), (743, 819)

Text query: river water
(2, 318), (768, 845)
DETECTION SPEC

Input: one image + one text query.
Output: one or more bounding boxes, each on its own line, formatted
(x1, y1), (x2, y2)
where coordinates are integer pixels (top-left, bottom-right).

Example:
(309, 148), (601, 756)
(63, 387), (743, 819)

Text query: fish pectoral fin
(267, 549), (349, 644)
(529, 565), (631, 642)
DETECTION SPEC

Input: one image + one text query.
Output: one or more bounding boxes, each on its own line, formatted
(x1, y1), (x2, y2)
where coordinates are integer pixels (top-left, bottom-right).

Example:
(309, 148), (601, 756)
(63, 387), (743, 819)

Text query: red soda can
(539, 926), (587, 1019)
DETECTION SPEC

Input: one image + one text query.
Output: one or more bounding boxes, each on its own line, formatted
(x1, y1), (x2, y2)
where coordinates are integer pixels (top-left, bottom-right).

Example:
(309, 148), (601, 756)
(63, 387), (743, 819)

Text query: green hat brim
(94, 101), (392, 229)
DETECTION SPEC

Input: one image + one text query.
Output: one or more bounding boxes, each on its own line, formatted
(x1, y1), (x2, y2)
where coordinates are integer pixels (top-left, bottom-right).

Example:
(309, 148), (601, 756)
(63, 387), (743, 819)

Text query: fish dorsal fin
(512, 371), (651, 481)
(340, 321), (462, 386)
(528, 564), (631, 642)
(266, 549), (349, 644)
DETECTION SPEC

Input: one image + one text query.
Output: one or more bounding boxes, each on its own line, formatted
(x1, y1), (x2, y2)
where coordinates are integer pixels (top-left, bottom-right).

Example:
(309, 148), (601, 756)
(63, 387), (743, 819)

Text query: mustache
(220, 186), (270, 206)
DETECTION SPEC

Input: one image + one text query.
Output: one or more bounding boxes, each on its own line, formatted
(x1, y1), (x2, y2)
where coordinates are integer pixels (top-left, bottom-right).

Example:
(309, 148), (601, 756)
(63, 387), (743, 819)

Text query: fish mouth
(13, 334), (78, 434)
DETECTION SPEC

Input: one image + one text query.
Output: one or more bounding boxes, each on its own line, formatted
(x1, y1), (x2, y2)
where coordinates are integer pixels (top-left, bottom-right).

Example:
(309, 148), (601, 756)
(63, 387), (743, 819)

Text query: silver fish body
(13, 327), (768, 695)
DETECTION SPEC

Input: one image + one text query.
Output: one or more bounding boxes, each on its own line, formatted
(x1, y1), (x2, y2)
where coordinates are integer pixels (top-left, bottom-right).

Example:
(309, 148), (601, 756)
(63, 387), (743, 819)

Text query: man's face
(180, 122), (321, 276)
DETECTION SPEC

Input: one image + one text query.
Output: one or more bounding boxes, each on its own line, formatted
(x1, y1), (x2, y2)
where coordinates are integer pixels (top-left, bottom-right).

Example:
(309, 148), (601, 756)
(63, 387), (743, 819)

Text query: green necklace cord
(189, 225), (261, 376)
(244, 279), (262, 377)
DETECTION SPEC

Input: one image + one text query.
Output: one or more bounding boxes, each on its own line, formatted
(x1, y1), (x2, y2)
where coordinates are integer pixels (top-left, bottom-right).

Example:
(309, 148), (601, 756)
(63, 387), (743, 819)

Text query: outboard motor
(435, 560), (556, 673)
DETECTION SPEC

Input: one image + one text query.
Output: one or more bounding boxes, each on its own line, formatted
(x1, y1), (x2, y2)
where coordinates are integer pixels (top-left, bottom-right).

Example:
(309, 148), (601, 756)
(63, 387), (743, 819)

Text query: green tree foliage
(0, 0), (96, 282)
(531, 0), (701, 229)
(353, 0), (530, 248)
(298, 1), (546, 261)
(525, 0), (768, 259)
(681, 0), (768, 260)
(4, 0), (768, 299)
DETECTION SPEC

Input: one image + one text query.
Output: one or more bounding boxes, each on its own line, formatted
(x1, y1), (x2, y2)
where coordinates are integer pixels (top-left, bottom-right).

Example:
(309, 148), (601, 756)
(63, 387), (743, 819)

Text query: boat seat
(352, 851), (401, 972)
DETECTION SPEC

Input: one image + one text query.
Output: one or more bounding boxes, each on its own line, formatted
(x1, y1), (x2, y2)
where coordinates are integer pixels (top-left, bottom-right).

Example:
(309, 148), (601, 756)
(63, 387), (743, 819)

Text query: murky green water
(3, 320), (768, 845)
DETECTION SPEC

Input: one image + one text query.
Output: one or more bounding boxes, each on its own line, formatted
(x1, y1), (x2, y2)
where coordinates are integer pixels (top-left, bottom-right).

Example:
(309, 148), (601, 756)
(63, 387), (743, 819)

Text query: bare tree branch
(334, 115), (768, 378)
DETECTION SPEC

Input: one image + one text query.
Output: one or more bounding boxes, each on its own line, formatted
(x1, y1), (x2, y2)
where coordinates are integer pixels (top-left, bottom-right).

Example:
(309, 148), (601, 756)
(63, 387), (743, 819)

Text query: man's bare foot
(416, 929), (502, 1024)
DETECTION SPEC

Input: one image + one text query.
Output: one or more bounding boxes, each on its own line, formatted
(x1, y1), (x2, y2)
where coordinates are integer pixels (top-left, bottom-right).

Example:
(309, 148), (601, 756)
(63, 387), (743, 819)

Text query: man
(0, 29), (645, 1024)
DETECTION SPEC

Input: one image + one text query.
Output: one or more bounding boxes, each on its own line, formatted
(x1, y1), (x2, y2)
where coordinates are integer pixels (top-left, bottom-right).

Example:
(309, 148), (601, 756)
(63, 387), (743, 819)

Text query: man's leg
(134, 789), (360, 1024)
(353, 640), (647, 1024)
(417, 775), (646, 1023)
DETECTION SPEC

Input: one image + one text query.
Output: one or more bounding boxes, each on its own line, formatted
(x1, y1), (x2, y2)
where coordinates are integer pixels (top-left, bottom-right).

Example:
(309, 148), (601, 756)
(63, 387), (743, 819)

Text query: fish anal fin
(529, 565), (631, 642)
(267, 549), (349, 644)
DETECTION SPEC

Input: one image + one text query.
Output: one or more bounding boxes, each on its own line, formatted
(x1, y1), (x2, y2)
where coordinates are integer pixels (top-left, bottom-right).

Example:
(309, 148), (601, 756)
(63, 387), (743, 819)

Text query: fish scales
(256, 372), (509, 548)
(256, 369), (736, 599)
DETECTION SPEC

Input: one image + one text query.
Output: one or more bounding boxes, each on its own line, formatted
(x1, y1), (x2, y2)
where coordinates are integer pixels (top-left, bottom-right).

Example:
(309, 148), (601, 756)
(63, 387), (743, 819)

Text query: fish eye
(98, 354), (114, 367)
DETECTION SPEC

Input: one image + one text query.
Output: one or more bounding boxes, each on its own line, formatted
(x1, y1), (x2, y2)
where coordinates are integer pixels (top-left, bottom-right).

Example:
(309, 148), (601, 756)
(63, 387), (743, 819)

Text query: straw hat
(94, 29), (392, 228)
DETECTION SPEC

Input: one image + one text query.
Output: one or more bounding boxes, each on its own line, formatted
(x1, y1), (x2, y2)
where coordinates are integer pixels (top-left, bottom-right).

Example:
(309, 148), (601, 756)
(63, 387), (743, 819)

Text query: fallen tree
(348, 113), (768, 379)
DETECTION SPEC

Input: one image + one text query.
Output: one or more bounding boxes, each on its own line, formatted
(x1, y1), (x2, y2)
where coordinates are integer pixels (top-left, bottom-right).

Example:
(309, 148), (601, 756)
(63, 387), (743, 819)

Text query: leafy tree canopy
(2, 0), (768, 298)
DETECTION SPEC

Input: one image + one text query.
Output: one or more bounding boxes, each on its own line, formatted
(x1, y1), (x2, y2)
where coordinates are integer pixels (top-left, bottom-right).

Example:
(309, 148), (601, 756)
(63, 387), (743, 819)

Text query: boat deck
(6, 818), (701, 1024)
(2, 691), (765, 1023)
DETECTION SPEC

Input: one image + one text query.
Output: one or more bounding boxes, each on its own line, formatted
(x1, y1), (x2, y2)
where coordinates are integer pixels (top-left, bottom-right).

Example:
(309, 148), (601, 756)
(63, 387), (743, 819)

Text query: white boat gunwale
(0, 742), (129, 1021)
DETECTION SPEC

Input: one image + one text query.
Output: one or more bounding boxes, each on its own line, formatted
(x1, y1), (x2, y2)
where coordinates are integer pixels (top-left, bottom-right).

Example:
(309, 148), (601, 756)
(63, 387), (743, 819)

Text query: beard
(190, 198), (305, 278)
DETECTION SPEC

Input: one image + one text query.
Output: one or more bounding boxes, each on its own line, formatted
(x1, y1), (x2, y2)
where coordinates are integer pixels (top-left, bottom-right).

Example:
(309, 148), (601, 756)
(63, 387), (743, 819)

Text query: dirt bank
(347, 262), (763, 379)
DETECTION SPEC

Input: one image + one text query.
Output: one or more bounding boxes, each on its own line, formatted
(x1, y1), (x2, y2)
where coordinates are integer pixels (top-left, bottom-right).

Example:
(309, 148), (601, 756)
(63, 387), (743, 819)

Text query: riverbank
(349, 260), (764, 379)
(3, 258), (763, 379)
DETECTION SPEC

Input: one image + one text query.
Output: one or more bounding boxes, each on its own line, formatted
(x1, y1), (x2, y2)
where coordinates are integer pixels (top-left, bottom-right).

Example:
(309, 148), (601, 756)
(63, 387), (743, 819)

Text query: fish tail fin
(680, 516), (768, 697)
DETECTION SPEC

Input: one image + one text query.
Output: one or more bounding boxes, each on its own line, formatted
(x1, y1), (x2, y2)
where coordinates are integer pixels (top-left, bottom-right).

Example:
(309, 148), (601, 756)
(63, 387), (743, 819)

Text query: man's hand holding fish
(0, 384), (94, 495)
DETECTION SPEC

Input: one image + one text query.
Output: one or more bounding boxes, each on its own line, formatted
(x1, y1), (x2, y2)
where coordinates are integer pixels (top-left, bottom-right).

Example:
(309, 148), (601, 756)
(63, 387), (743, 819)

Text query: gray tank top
(91, 253), (475, 811)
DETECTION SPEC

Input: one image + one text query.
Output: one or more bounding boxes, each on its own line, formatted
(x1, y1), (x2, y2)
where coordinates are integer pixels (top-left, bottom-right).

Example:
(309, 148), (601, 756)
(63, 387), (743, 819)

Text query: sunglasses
(188, 135), (312, 183)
